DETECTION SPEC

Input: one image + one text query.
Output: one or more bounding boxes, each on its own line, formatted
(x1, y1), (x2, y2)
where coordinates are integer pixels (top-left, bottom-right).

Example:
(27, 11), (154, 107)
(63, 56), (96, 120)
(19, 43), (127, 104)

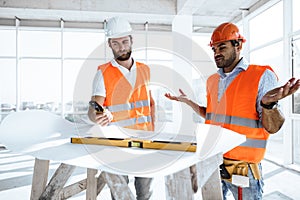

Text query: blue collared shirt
(216, 58), (278, 119)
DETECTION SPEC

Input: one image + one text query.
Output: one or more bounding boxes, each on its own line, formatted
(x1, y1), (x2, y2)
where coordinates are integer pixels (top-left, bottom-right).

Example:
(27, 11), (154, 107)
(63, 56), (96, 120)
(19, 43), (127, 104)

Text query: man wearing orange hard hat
(166, 22), (300, 199)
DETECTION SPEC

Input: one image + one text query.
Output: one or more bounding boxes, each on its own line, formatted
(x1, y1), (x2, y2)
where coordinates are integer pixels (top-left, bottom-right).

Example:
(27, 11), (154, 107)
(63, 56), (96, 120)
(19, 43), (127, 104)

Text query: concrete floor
(1, 148), (300, 199)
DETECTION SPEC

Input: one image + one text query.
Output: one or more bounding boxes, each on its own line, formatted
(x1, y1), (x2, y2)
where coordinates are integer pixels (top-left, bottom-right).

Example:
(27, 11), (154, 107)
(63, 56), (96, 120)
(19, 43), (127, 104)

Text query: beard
(113, 50), (132, 61)
(215, 49), (237, 69)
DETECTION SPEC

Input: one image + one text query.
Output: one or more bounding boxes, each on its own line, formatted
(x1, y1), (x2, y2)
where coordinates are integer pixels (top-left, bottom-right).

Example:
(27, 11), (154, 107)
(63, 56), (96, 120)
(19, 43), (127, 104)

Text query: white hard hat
(105, 16), (132, 38)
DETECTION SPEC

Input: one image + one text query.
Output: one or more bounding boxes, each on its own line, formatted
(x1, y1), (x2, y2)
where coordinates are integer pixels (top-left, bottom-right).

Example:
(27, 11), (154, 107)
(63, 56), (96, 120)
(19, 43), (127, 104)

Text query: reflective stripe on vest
(107, 100), (150, 112)
(206, 113), (263, 128)
(110, 116), (151, 127)
(240, 138), (267, 148)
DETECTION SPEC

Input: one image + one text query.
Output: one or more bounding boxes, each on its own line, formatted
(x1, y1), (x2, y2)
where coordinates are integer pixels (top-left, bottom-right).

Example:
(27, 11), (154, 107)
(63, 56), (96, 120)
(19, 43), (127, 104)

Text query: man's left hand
(261, 77), (300, 105)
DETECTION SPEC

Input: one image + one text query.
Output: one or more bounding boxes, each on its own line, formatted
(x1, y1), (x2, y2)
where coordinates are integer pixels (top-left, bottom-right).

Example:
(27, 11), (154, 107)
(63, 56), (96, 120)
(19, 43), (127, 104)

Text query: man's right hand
(165, 88), (207, 118)
(88, 97), (113, 126)
(88, 108), (113, 126)
(95, 110), (113, 126)
(164, 89), (189, 104)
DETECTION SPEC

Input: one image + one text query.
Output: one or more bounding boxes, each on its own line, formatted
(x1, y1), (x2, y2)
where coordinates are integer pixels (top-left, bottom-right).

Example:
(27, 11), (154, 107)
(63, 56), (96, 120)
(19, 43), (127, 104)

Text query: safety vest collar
(110, 115), (151, 127)
(206, 112), (263, 128)
(107, 100), (150, 112)
(217, 57), (249, 78)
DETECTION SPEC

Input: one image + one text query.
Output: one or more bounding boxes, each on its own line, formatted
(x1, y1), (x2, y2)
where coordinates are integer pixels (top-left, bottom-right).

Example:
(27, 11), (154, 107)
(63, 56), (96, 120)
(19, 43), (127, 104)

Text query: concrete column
(171, 15), (197, 134)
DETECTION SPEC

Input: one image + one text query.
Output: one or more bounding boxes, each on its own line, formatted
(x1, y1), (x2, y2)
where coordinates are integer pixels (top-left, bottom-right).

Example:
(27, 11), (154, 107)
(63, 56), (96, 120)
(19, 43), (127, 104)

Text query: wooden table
(0, 111), (244, 199)
(30, 152), (223, 200)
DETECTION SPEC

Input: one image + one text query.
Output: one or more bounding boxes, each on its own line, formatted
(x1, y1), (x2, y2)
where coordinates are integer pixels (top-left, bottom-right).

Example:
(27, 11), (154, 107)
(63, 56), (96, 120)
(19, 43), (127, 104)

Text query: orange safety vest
(98, 62), (153, 131)
(205, 65), (275, 163)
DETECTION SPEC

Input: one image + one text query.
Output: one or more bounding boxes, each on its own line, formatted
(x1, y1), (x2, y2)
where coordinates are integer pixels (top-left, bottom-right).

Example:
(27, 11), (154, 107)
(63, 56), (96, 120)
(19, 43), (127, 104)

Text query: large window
(19, 28), (62, 111)
(19, 59), (61, 109)
(292, 36), (300, 165)
(250, 41), (283, 77)
(248, 0), (300, 166)
(294, 119), (300, 165)
(63, 31), (104, 59)
(63, 29), (104, 121)
(0, 29), (16, 56)
(249, 1), (283, 50)
(293, 38), (300, 114)
(20, 29), (61, 57)
(293, 0), (300, 32)
(0, 29), (16, 121)
(0, 23), (106, 122)
(0, 21), (211, 131)
(249, 1), (285, 162)
(292, 0), (300, 165)
(0, 59), (16, 121)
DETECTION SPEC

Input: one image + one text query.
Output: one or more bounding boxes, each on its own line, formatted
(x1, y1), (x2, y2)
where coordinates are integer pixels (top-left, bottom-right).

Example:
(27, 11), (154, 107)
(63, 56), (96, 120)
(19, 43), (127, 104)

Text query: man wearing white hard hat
(88, 16), (155, 200)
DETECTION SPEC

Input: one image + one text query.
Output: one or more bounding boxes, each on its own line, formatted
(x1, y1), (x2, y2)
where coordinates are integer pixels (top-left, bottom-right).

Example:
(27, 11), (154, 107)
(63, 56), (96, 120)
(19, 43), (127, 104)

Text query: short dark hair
(108, 35), (132, 43)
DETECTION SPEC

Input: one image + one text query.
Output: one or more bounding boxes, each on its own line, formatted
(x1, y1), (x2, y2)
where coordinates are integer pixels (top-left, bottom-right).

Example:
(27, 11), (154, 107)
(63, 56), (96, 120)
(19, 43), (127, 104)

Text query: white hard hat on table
(105, 16), (132, 38)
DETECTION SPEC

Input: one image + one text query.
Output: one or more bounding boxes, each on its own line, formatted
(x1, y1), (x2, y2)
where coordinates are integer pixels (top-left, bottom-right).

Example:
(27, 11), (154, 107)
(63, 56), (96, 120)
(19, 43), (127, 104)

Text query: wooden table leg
(60, 179), (87, 199)
(96, 172), (107, 195)
(164, 153), (223, 200)
(30, 158), (50, 200)
(86, 168), (98, 200)
(198, 153), (223, 200)
(201, 168), (223, 200)
(58, 171), (107, 199)
(165, 167), (194, 200)
(39, 163), (75, 199)
(30, 162), (136, 200)
(102, 172), (135, 200)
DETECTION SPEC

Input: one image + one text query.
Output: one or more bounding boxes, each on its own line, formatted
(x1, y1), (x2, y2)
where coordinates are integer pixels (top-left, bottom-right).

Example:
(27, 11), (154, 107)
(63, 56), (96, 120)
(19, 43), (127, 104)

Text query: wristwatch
(260, 100), (278, 109)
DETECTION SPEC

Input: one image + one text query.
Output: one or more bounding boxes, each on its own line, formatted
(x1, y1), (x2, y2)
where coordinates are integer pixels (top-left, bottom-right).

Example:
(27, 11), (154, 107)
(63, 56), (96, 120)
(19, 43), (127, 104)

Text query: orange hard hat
(209, 22), (246, 46)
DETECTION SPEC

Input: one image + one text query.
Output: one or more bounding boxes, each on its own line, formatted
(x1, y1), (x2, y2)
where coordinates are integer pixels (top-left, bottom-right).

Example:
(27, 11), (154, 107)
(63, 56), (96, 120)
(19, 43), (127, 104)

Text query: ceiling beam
(176, 0), (207, 15)
(0, 7), (175, 25)
(0, 0), (176, 15)
(232, 0), (271, 23)
(0, 0), (177, 26)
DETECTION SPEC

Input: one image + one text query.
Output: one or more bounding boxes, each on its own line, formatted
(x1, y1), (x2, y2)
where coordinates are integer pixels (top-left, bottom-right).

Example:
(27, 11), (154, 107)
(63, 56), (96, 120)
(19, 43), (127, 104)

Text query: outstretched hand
(165, 89), (189, 103)
(165, 88), (206, 117)
(261, 77), (300, 105)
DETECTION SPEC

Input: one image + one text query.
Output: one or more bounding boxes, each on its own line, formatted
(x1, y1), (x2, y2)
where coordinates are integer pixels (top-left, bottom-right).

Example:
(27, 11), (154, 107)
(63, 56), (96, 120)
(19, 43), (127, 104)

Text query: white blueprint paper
(0, 110), (245, 177)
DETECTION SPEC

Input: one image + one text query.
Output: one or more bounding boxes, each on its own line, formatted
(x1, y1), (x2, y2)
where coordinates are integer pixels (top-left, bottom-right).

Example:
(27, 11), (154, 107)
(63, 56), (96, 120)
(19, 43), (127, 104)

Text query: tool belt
(220, 158), (261, 182)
